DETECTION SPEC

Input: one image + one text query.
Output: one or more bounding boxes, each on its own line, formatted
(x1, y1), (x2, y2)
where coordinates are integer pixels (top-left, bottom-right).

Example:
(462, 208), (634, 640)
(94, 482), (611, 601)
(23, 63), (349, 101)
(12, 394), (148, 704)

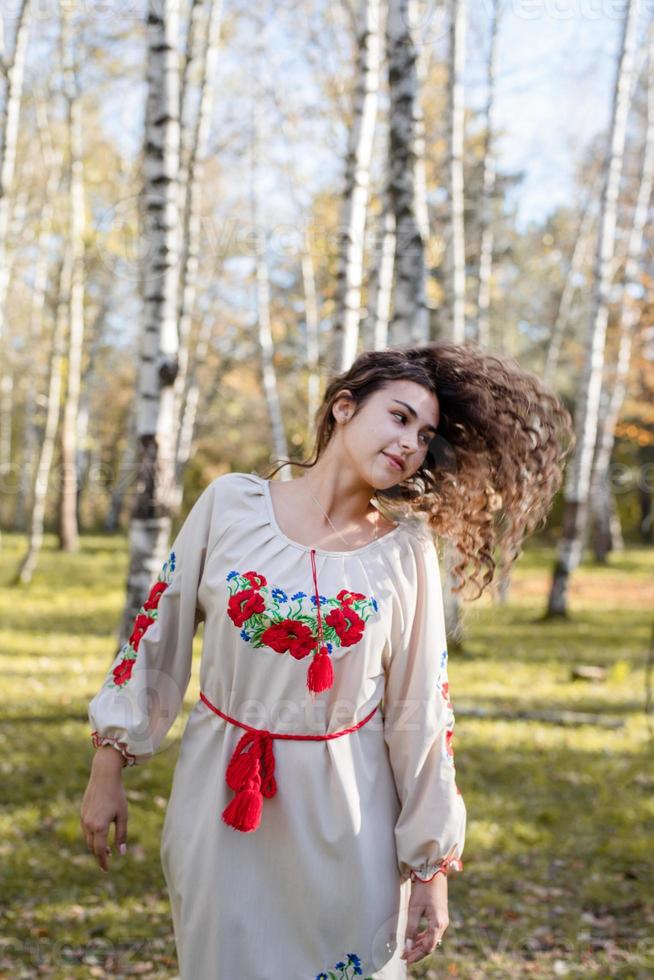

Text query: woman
(81, 342), (574, 978)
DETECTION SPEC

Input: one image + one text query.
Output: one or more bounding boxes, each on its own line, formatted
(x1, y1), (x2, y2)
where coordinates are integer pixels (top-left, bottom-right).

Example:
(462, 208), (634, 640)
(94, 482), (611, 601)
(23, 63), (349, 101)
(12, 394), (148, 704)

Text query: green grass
(0, 533), (653, 979)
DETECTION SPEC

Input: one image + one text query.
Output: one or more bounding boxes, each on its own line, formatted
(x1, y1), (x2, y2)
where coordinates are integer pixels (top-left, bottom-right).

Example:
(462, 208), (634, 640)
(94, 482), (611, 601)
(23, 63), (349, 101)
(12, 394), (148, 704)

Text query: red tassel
(225, 745), (259, 792)
(221, 784), (263, 832)
(307, 646), (334, 693)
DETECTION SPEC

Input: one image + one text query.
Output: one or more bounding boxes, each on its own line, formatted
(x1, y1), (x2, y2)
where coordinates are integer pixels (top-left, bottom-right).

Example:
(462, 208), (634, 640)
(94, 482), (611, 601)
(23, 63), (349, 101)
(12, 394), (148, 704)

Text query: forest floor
(0, 533), (652, 979)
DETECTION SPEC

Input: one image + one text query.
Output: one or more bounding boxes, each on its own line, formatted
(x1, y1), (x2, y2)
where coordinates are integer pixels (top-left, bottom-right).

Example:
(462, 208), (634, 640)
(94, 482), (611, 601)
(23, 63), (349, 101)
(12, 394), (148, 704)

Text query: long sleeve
(89, 479), (220, 766)
(382, 527), (467, 882)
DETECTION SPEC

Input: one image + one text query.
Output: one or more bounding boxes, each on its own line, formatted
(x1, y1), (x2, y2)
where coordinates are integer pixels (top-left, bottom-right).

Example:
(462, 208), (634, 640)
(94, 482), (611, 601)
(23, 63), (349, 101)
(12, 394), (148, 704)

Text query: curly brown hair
(265, 341), (575, 601)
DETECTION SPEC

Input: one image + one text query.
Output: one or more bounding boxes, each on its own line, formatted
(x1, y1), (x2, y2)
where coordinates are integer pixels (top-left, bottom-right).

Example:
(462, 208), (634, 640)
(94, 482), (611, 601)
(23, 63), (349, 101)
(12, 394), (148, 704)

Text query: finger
(114, 810), (128, 855)
(92, 830), (110, 872)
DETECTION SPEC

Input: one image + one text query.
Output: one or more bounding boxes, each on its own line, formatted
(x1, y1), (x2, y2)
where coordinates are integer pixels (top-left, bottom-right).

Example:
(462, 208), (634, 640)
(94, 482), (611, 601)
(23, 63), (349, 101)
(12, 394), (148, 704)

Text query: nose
(399, 427), (419, 452)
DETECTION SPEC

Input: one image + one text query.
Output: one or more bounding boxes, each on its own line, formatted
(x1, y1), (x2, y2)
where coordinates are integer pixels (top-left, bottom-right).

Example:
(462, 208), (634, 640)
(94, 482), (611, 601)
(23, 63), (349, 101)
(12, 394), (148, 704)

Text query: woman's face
(332, 379), (440, 490)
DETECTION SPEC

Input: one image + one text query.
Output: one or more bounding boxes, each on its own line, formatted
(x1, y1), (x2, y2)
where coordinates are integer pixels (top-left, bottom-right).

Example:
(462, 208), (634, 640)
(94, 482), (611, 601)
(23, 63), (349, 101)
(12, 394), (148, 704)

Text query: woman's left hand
(401, 873), (449, 966)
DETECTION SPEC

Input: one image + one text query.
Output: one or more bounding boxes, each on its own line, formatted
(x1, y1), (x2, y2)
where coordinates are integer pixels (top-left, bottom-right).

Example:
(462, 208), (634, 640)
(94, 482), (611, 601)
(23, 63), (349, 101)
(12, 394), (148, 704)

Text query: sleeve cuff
(409, 855), (464, 882)
(91, 731), (137, 768)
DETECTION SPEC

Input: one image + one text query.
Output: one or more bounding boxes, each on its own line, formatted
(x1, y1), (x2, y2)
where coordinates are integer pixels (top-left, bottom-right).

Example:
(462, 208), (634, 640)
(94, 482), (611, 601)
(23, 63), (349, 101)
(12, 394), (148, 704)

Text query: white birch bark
(363, 201), (396, 350)
(474, 0), (500, 349)
(447, 0), (467, 344)
(250, 93), (289, 473)
(387, 0), (428, 343)
(442, 0), (468, 638)
(0, 189), (28, 482)
(590, 31), (654, 561)
(59, 13), (85, 552)
(15, 251), (70, 585)
(0, 0), (30, 346)
(262, 75), (322, 444)
(119, 0), (181, 647)
(333, 0), (381, 372)
(542, 189), (597, 387)
(172, 0), (223, 504)
(16, 99), (62, 531)
(547, 0), (640, 617)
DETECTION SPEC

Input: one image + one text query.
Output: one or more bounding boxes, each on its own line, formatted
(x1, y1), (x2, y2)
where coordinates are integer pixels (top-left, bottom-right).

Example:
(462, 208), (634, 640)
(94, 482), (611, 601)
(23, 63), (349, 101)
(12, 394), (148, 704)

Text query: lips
(383, 452), (405, 471)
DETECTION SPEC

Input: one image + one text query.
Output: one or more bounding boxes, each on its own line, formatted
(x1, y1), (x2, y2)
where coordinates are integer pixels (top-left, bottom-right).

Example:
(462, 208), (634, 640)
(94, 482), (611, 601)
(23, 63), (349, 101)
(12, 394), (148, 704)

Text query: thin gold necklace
(306, 485), (380, 551)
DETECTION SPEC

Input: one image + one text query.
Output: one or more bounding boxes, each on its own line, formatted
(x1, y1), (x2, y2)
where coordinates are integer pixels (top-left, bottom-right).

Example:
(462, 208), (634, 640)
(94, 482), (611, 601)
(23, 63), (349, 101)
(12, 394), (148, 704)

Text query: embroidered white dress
(89, 471), (467, 980)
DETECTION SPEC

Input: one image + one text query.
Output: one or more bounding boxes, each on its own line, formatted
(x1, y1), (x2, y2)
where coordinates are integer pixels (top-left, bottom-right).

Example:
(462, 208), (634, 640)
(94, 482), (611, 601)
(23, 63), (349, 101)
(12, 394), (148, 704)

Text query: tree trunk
(15, 98), (63, 532)
(387, 0), (428, 344)
(590, 33), (654, 562)
(442, 0), (469, 637)
(15, 252), (70, 585)
(363, 200), (396, 350)
(59, 14), (86, 552)
(333, 0), (381, 373)
(474, 0), (501, 349)
(542, 188), (597, 387)
(117, 0), (181, 650)
(547, 0), (640, 617)
(250, 91), (289, 473)
(172, 0), (223, 506)
(0, 0), (30, 348)
(447, 0), (467, 345)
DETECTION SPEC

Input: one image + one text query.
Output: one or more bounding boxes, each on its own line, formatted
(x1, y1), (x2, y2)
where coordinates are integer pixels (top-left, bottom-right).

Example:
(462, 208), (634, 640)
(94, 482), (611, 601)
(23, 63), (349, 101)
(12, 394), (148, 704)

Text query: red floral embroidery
(324, 605), (365, 646)
(225, 568), (380, 694)
(112, 658), (135, 686)
(143, 580), (168, 611)
(228, 588), (266, 627)
(260, 620), (317, 659)
(101, 550), (176, 690)
(336, 588), (366, 605)
(129, 612), (156, 651)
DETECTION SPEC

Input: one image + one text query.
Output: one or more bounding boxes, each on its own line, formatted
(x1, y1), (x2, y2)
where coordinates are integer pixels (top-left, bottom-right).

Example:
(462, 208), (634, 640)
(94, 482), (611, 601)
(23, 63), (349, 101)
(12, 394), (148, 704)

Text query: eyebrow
(391, 399), (439, 433)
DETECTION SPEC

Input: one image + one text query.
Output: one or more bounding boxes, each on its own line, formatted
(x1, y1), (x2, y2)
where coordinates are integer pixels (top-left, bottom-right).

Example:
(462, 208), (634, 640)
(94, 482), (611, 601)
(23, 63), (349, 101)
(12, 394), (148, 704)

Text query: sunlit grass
(0, 532), (652, 978)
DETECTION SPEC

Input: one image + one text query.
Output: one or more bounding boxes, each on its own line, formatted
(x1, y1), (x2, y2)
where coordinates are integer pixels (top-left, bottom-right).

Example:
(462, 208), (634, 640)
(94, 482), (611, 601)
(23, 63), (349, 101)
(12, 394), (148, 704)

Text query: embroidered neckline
(257, 474), (403, 557)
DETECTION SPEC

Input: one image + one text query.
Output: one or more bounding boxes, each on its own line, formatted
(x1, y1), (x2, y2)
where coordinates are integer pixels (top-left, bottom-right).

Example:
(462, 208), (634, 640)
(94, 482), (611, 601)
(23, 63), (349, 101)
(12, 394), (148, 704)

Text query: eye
(391, 411), (432, 446)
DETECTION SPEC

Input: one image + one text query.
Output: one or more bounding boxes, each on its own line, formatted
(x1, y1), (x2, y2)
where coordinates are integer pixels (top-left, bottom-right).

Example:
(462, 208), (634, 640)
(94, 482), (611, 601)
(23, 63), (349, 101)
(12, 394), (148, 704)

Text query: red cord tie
(200, 691), (379, 833)
(306, 547), (333, 695)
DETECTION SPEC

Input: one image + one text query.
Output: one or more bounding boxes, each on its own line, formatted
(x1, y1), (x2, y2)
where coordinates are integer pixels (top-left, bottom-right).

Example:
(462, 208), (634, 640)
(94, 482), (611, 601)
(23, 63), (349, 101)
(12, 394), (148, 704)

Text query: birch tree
(447, 0), (467, 345)
(590, 29), (654, 561)
(118, 0), (181, 646)
(172, 0), (223, 505)
(16, 97), (63, 531)
(333, 0), (382, 373)
(15, 253), (70, 585)
(547, 0), (640, 617)
(474, 0), (501, 349)
(387, 0), (428, 344)
(250, 82), (288, 474)
(439, 0), (469, 643)
(59, 11), (85, 552)
(0, 0), (30, 349)
(261, 78), (321, 445)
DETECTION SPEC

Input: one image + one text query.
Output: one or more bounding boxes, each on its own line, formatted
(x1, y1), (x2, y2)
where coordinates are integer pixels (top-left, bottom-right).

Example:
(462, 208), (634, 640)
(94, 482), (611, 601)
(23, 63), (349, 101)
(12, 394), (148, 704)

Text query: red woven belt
(199, 690), (379, 833)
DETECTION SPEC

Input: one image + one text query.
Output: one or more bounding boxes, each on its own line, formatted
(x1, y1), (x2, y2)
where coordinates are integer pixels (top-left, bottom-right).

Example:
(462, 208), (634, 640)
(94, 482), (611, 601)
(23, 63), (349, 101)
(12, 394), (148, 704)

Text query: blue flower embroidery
(314, 951), (369, 979)
(240, 629), (251, 641)
(440, 648), (448, 669)
(226, 570), (239, 581)
(272, 587), (288, 602)
(310, 594), (328, 606)
(371, 597), (378, 612)
(291, 591), (307, 600)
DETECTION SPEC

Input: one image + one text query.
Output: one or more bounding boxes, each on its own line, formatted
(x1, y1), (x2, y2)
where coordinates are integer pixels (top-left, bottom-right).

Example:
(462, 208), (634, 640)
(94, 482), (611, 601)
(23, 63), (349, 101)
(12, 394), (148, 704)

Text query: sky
(468, 1), (653, 230)
(22, 0), (652, 237)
